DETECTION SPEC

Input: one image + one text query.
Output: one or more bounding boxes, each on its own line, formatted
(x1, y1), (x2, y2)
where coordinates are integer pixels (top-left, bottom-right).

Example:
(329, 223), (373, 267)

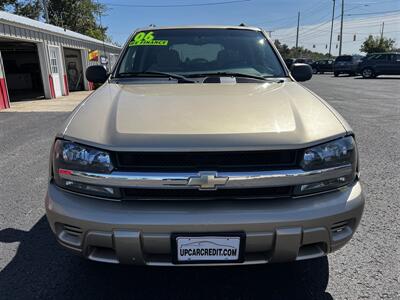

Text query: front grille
(122, 186), (293, 200)
(115, 150), (298, 171)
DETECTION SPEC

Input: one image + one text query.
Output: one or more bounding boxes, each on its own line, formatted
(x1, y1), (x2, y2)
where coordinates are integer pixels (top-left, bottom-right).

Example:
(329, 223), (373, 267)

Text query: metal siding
(0, 11), (119, 50)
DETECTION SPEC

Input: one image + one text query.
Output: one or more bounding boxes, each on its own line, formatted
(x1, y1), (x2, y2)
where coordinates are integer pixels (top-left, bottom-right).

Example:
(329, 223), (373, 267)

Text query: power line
(274, 9), (399, 41)
(270, 5), (331, 31)
(277, 15), (340, 40)
(251, 0), (328, 28)
(273, 4), (365, 40)
(274, 15), (400, 45)
(101, 0), (251, 8)
(346, 9), (400, 16)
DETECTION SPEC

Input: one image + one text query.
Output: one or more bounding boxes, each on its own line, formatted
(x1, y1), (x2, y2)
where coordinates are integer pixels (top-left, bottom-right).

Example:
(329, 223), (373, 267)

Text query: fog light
(295, 176), (349, 195)
(62, 179), (120, 198)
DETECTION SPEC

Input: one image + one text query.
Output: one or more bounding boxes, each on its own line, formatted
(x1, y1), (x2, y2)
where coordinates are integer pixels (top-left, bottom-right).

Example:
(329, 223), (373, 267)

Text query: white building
(0, 11), (121, 110)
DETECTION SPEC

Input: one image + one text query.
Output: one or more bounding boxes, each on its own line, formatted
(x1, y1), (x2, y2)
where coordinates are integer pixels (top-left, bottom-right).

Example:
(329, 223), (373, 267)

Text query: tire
(334, 72), (339, 77)
(312, 68), (318, 74)
(362, 68), (374, 79)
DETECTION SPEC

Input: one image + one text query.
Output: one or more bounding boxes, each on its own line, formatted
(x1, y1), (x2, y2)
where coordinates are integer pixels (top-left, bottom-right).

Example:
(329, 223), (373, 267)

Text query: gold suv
(46, 26), (364, 266)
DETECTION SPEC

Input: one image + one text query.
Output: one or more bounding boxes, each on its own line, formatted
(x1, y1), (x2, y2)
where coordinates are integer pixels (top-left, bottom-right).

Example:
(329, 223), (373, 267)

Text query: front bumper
(45, 182), (364, 266)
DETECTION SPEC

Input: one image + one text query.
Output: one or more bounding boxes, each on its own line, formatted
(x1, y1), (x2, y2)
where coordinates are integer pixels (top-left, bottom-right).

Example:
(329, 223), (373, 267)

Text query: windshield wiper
(186, 72), (268, 81)
(114, 71), (195, 83)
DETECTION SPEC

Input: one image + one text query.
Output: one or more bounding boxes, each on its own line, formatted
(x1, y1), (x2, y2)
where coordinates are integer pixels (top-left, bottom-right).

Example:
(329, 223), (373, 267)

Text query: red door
(0, 51), (10, 110)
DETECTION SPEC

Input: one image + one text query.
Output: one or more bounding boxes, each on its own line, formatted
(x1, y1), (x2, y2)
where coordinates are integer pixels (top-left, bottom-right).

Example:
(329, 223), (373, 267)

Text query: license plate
(174, 235), (242, 263)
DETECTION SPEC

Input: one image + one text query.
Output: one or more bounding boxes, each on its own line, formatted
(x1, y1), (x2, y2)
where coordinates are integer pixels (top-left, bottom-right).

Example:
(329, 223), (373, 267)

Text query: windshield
(115, 29), (286, 79)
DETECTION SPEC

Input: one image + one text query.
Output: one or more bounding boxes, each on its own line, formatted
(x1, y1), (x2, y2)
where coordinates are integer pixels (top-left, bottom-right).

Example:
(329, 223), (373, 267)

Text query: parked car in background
(294, 58), (314, 65)
(333, 55), (362, 77)
(285, 58), (313, 70)
(284, 58), (296, 69)
(358, 52), (400, 78)
(311, 59), (334, 74)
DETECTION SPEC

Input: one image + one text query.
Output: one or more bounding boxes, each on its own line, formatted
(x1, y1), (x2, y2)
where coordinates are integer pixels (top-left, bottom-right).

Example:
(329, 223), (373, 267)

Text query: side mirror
(85, 65), (108, 84)
(291, 63), (313, 82)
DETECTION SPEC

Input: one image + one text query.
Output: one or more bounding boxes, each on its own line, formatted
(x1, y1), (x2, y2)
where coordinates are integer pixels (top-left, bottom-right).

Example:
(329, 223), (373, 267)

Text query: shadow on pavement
(354, 76), (400, 80)
(0, 216), (333, 300)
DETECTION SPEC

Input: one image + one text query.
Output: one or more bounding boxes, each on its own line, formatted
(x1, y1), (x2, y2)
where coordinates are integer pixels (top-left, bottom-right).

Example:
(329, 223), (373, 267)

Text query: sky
(101, 0), (400, 55)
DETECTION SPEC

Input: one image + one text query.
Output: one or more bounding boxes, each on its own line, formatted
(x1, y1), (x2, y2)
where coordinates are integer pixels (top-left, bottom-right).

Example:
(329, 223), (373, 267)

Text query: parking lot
(0, 75), (399, 299)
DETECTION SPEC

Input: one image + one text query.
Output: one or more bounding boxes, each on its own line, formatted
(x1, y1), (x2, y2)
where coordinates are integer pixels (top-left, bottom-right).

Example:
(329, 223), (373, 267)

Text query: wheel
(312, 68), (318, 74)
(362, 68), (374, 79)
(334, 72), (339, 77)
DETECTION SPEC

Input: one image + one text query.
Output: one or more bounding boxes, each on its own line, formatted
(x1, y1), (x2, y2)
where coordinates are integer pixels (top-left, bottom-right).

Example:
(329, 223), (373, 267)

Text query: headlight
(54, 140), (113, 173)
(52, 140), (120, 198)
(300, 136), (356, 171)
(295, 136), (358, 195)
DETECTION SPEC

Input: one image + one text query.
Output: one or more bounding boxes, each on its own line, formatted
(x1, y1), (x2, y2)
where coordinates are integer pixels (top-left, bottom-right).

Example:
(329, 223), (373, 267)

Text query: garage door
(0, 41), (44, 102)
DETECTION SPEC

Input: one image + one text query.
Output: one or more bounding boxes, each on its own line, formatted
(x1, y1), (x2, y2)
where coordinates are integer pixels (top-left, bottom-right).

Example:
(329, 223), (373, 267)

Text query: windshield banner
(129, 32), (169, 46)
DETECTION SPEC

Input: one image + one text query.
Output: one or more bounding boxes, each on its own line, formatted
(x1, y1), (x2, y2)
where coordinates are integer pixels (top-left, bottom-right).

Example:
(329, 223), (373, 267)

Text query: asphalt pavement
(0, 75), (399, 299)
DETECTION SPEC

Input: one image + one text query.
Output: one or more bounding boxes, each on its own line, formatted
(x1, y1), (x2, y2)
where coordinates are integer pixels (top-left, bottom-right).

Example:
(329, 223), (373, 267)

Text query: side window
(373, 54), (381, 60)
(389, 54), (399, 62)
(374, 54), (388, 61)
(118, 48), (137, 73)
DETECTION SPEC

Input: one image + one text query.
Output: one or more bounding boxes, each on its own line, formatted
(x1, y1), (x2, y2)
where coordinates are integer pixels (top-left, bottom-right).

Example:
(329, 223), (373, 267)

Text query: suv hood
(62, 82), (348, 151)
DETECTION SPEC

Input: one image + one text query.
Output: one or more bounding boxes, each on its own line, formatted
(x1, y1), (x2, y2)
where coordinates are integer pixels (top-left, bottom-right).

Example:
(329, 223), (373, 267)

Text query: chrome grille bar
(58, 164), (353, 189)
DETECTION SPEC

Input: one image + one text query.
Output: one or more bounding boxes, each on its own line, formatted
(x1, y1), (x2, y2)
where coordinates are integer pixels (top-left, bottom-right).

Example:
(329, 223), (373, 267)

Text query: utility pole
(380, 22), (385, 40)
(42, 0), (49, 23)
(295, 11), (300, 49)
(329, 0), (336, 57)
(339, 0), (344, 56)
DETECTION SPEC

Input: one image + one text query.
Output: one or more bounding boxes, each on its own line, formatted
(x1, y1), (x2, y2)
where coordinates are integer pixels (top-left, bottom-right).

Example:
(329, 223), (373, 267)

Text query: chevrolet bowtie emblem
(187, 172), (229, 190)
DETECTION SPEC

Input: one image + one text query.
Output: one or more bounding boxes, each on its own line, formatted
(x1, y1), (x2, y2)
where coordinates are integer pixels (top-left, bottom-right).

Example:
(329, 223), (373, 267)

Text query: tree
(48, 0), (108, 41)
(360, 35), (396, 54)
(274, 40), (290, 58)
(274, 39), (331, 60)
(1, 0), (109, 41)
(0, 0), (42, 20)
